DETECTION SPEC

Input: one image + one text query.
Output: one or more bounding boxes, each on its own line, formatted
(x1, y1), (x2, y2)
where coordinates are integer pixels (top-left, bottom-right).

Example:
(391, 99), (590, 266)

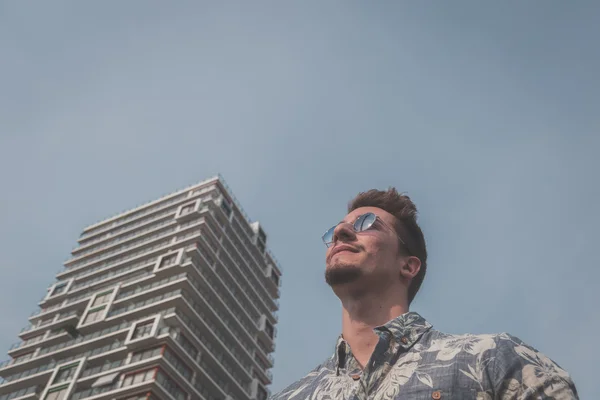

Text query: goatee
(325, 264), (362, 286)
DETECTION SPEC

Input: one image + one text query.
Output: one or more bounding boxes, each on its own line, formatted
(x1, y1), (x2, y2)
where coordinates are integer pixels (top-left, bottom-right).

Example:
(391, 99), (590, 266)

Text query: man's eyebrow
(373, 218), (385, 228)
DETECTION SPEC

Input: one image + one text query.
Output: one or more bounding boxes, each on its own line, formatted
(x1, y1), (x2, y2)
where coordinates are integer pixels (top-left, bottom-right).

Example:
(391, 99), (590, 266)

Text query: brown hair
(348, 188), (427, 304)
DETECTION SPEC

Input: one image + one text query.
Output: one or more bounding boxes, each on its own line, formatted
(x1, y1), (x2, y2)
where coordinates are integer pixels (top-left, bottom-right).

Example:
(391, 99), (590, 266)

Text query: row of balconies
(4, 195), (280, 397)
(5, 270), (275, 386)
(74, 177), (283, 289)
(54, 203), (280, 323)
(65, 194), (281, 301)
(69, 190), (271, 277)
(72, 217), (177, 260)
(44, 221), (211, 307)
(41, 220), (279, 338)
(12, 292), (273, 396)
(203, 211), (280, 309)
(18, 259), (276, 368)
(77, 179), (219, 243)
(1, 308), (271, 400)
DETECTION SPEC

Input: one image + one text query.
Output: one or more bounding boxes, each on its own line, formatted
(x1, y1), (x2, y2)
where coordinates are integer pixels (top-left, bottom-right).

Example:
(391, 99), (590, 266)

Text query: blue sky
(0, 1), (598, 398)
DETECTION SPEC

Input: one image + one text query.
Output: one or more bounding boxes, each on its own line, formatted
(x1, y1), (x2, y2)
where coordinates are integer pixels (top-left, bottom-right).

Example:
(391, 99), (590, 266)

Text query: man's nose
(332, 222), (356, 244)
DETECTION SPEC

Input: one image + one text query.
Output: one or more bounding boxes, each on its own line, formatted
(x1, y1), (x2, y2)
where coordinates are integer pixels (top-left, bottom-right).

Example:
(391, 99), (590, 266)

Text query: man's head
(324, 188), (427, 305)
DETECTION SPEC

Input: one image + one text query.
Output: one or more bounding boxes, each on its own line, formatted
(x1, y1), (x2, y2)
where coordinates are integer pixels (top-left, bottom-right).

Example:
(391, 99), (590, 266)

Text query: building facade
(0, 176), (282, 400)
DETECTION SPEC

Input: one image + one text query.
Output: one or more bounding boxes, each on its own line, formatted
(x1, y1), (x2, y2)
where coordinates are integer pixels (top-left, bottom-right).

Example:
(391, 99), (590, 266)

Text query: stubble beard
(325, 262), (363, 286)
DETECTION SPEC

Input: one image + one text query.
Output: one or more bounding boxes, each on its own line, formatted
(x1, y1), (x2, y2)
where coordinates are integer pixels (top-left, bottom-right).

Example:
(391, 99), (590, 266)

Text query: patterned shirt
(270, 312), (578, 400)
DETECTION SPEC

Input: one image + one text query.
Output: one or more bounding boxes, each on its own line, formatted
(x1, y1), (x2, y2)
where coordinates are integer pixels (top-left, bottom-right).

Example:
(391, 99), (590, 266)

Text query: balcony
(19, 311), (80, 341)
(0, 360), (56, 387)
(264, 265), (281, 299)
(256, 315), (276, 349)
(29, 296), (90, 328)
(175, 200), (202, 223)
(0, 384), (41, 400)
(8, 329), (71, 358)
(28, 302), (64, 320)
(254, 346), (274, 368)
(70, 376), (155, 400)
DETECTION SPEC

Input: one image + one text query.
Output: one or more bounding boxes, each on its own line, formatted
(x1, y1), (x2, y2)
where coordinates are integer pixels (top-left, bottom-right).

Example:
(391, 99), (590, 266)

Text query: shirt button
(432, 390), (442, 399)
(350, 373), (361, 381)
(401, 337), (409, 344)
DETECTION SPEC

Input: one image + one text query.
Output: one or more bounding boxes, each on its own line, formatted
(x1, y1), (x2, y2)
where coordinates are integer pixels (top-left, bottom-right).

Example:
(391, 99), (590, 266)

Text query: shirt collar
(334, 311), (432, 371)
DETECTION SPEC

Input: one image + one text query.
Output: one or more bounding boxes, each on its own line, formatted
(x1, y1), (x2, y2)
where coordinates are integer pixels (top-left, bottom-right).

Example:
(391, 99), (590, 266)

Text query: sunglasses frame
(322, 212), (407, 249)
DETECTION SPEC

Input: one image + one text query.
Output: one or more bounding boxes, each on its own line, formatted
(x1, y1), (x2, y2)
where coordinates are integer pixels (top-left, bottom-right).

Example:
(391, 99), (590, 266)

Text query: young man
(271, 189), (578, 399)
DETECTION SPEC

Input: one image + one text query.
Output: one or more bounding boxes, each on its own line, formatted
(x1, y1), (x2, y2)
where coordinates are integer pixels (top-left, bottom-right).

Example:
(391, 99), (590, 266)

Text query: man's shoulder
(429, 330), (554, 361)
(424, 328), (517, 353)
(425, 329), (577, 397)
(269, 358), (335, 400)
(422, 329), (548, 366)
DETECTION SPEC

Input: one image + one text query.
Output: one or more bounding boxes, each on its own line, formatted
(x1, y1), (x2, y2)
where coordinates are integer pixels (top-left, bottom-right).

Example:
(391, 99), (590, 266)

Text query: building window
(180, 203), (195, 216)
(203, 232), (219, 253)
(122, 368), (156, 387)
(258, 228), (267, 244)
(130, 346), (163, 364)
(38, 317), (54, 327)
(132, 321), (154, 340)
(270, 270), (279, 286)
(220, 199), (232, 217)
(48, 327), (66, 338)
(91, 371), (120, 387)
(163, 348), (192, 381)
(83, 306), (106, 325)
(13, 351), (34, 364)
(45, 385), (69, 400)
(176, 334), (198, 360)
(158, 253), (178, 269)
(257, 385), (268, 400)
(264, 320), (274, 339)
(257, 239), (266, 253)
(255, 354), (269, 371)
(176, 201), (201, 222)
(155, 371), (187, 400)
(22, 333), (44, 346)
(121, 394), (153, 400)
(92, 291), (113, 307)
(53, 363), (78, 384)
(51, 283), (68, 297)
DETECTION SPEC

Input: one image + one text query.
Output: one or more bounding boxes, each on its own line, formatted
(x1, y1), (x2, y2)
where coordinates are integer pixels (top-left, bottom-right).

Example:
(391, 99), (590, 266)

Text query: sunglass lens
(355, 213), (376, 232)
(322, 226), (336, 247)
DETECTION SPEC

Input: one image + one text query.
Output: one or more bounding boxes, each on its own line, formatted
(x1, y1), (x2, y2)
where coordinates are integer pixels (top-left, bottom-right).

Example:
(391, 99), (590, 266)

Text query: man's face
(325, 206), (403, 289)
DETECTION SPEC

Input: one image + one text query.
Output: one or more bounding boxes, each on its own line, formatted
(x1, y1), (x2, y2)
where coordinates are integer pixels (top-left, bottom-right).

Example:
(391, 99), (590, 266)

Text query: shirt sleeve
(491, 333), (578, 399)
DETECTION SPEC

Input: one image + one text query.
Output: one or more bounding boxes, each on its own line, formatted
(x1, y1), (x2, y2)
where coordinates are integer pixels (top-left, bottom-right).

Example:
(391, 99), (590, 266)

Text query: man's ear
(400, 256), (421, 280)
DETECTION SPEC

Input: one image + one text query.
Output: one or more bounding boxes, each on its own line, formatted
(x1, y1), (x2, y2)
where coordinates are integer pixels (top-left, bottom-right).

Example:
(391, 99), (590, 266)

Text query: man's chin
(325, 264), (362, 286)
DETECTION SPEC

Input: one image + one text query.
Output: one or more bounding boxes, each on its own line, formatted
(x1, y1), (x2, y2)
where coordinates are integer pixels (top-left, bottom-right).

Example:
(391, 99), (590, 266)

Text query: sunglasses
(322, 212), (407, 248)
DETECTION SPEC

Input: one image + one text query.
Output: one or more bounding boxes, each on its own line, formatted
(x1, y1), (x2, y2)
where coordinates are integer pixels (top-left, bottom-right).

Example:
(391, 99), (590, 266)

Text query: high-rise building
(0, 176), (282, 400)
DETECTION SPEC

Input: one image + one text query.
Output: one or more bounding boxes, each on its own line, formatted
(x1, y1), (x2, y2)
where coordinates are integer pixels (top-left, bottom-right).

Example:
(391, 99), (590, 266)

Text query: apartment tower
(0, 176), (282, 400)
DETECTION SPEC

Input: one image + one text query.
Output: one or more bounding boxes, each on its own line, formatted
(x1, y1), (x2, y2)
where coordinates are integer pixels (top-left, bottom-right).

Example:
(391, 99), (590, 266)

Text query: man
(271, 188), (578, 399)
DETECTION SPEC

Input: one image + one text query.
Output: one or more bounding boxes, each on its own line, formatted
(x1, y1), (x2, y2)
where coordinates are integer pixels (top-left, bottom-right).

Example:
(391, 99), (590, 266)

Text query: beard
(325, 262), (363, 286)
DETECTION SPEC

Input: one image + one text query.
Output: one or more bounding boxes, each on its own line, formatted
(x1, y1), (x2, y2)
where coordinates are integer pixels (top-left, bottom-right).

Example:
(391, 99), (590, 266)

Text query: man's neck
(340, 290), (408, 369)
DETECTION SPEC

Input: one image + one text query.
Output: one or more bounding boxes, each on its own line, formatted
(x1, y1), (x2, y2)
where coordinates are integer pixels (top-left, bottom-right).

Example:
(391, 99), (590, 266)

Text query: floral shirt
(270, 312), (578, 400)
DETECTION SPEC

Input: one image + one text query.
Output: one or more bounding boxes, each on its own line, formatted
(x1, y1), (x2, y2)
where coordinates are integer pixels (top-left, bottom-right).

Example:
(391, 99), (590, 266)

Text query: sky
(0, 1), (598, 398)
